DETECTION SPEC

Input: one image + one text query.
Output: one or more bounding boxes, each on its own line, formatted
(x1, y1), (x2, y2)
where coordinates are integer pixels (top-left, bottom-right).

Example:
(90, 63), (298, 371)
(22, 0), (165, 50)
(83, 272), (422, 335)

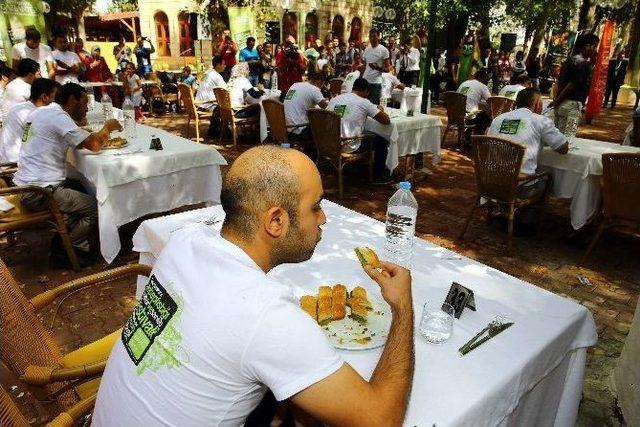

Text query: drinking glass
(419, 301), (454, 344)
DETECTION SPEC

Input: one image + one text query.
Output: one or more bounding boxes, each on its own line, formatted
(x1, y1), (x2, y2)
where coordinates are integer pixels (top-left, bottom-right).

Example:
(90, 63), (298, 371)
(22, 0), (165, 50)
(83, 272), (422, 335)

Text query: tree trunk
(626, 0), (640, 86)
(526, 11), (549, 63)
(75, 9), (86, 41)
(578, 0), (595, 31)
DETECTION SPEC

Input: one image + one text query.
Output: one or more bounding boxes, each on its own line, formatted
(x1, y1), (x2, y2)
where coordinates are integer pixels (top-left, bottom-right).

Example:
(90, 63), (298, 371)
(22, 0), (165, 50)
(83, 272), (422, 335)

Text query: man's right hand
(363, 261), (412, 312)
(104, 119), (122, 133)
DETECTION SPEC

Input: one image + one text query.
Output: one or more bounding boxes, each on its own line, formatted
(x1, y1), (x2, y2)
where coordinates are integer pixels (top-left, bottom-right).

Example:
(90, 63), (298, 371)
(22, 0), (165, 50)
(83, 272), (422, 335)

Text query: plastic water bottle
(122, 97), (136, 137)
(271, 71), (278, 91)
(101, 92), (113, 122)
(384, 181), (418, 267)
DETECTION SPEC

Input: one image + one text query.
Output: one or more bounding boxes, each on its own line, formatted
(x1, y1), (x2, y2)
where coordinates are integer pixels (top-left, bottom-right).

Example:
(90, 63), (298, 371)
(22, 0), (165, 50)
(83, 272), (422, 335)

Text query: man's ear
(262, 206), (289, 238)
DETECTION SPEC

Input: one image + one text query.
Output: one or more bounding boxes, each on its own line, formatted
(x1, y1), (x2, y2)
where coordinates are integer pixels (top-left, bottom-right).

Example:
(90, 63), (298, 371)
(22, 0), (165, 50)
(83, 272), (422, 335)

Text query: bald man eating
(93, 146), (414, 426)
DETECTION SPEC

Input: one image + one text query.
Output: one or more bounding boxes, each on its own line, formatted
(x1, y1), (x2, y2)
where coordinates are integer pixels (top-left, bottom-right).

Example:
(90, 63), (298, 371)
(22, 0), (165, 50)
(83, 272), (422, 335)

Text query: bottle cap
(399, 181), (411, 191)
(281, 142), (291, 149)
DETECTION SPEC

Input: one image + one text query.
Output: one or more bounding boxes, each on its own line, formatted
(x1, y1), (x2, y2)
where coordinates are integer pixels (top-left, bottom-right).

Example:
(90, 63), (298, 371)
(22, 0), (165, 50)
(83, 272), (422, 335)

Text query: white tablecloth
(365, 108), (442, 172)
(67, 124), (226, 263)
(391, 87), (431, 115)
(132, 200), (596, 426)
(539, 138), (640, 229)
(258, 91), (282, 143)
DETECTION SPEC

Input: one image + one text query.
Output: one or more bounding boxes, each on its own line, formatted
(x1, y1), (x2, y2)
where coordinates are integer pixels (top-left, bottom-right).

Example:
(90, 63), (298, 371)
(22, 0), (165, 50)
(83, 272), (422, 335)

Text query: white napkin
(0, 196), (15, 212)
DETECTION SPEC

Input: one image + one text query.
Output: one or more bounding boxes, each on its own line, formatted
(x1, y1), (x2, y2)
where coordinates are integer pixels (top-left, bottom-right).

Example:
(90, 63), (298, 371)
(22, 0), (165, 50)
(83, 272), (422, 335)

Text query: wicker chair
(213, 87), (259, 146)
(459, 135), (550, 250)
(307, 109), (373, 199)
(581, 153), (640, 263)
(262, 98), (311, 148)
(178, 83), (212, 142)
(0, 259), (151, 412)
(0, 183), (80, 271)
(487, 96), (515, 120)
(442, 91), (474, 149)
(632, 115), (640, 147)
(0, 162), (17, 184)
(329, 78), (343, 97)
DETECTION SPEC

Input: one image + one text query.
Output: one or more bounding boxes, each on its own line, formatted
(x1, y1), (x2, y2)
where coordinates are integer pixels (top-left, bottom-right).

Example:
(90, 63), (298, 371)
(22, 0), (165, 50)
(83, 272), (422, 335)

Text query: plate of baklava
(299, 284), (391, 350)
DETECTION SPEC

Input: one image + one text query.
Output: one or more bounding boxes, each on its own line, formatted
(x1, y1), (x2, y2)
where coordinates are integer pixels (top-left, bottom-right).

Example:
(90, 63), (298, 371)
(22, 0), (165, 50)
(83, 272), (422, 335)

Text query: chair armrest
(46, 394), (97, 427)
(193, 99), (212, 105)
(30, 264), (152, 311)
(340, 135), (366, 143)
(20, 361), (106, 386)
(0, 162), (17, 170)
(518, 171), (550, 186)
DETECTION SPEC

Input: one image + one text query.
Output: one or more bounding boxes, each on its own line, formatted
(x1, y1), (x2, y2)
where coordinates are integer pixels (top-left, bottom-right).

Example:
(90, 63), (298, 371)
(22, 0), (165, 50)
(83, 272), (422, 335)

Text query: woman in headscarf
(227, 62), (261, 118)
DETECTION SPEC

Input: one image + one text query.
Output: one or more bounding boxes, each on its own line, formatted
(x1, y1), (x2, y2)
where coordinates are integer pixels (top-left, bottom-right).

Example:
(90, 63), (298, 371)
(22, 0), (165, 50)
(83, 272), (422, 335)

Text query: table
(365, 108), (442, 172)
(67, 123), (227, 263)
(132, 200), (597, 426)
(258, 90), (282, 143)
(538, 138), (640, 229)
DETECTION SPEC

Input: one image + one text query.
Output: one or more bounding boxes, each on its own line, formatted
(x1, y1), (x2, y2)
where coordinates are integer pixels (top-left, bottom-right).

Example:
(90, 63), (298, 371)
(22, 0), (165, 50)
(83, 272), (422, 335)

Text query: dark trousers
(359, 132), (389, 179)
(603, 84), (621, 108)
(404, 70), (420, 87)
(430, 74), (441, 103)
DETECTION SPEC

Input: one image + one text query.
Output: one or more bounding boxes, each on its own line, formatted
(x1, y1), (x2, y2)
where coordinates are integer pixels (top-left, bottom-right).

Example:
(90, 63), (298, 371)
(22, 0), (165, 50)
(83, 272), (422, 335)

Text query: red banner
(585, 20), (615, 123)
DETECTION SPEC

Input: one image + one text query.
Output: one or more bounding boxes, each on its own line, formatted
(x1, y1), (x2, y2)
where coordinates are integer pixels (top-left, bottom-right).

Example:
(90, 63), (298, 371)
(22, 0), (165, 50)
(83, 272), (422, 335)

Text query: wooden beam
(119, 18), (135, 37)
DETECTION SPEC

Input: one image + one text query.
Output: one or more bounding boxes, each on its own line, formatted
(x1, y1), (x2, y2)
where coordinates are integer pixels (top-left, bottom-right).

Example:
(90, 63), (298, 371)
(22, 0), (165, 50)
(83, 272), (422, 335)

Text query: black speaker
(190, 13), (199, 40)
(265, 21), (280, 44)
(500, 33), (517, 53)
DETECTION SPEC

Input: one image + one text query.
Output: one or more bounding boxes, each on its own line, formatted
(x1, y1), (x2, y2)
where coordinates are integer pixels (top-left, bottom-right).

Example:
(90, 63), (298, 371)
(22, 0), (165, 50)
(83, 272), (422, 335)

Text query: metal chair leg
(54, 222), (81, 272)
(581, 223), (607, 264)
(232, 121), (238, 147)
(507, 203), (515, 251)
(218, 119), (225, 145)
(338, 158), (344, 199)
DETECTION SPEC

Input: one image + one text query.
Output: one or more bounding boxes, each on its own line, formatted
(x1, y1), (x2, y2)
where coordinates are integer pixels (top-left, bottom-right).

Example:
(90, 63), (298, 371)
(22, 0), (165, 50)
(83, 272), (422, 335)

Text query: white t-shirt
(52, 49), (81, 84)
(195, 69), (226, 109)
(406, 47), (421, 72)
(284, 82), (324, 134)
(12, 42), (53, 77)
(457, 79), (491, 112)
(499, 84), (526, 100)
(1, 78), (31, 121)
(362, 44), (390, 84)
(92, 226), (343, 427)
(381, 73), (401, 99)
(229, 77), (253, 107)
(342, 71), (360, 93)
(125, 74), (143, 106)
(13, 103), (90, 187)
(0, 101), (35, 162)
(327, 92), (380, 151)
(488, 108), (567, 175)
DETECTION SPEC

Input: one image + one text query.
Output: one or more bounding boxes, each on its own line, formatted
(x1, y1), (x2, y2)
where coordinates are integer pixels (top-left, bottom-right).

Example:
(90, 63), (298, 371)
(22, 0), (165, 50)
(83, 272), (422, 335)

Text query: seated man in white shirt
(195, 54), (227, 110)
(13, 83), (122, 267)
(93, 145), (414, 426)
(488, 87), (568, 228)
(1, 58), (40, 121)
(283, 72), (328, 146)
(499, 74), (531, 100)
(458, 69), (492, 139)
(381, 69), (405, 107)
(0, 78), (60, 162)
(51, 33), (81, 85)
(327, 78), (392, 183)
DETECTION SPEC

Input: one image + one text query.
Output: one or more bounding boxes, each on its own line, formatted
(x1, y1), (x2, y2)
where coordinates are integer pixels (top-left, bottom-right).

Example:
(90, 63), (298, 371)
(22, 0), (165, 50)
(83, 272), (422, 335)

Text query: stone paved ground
(2, 100), (637, 426)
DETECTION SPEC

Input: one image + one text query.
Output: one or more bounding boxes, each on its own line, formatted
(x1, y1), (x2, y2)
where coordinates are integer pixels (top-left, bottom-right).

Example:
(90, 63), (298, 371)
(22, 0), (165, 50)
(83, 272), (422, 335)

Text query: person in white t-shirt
(51, 34), (81, 85)
(458, 69), (492, 138)
(499, 74), (530, 100)
(11, 27), (55, 79)
(488, 87), (568, 226)
(93, 145), (414, 426)
(362, 28), (391, 105)
(14, 83), (122, 266)
(327, 78), (392, 183)
(283, 72), (328, 143)
(0, 78), (59, 162)
(0, 58), (40, 121)
(381, 70), (405, 106)
(227, 62), (261, 118)
(195, 55), (227, 110)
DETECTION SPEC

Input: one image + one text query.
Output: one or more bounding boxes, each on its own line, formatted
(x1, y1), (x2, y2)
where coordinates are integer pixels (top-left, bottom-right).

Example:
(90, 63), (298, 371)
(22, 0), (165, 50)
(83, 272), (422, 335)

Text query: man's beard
(270, 222), (320, 266)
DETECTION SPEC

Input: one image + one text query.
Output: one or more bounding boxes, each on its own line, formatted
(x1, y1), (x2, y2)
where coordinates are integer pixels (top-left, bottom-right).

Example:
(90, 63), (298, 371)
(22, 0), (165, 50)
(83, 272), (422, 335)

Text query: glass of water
(419, 301), (454, 344)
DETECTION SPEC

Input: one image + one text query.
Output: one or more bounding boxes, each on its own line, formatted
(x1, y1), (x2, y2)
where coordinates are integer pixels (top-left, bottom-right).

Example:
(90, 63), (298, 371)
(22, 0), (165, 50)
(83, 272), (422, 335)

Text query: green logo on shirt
(459, 86), (470, 95)
(499, 119), (523, 135)
(122, 275), (186, 375)
(22, 122), (34, 143)
(333, 105), (348, 118)
(285, 89), (296, 100)
(504, 91), (516, 99)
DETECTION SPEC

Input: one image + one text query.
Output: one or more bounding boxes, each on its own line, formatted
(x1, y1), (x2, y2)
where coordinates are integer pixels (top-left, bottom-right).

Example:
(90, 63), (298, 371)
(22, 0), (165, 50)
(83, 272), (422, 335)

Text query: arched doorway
(154, 11), (170, 56)
(349, 17), (362, 43)
(282, 11), (298, 42)
(331, 15), (345, 42)
(178, 12), (194, 56)
(304, 12), (318, 48)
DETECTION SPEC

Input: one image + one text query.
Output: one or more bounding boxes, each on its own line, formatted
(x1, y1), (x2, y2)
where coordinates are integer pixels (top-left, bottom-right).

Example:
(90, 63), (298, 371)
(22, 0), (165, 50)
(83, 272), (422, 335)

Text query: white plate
(295, 287), (392, 351)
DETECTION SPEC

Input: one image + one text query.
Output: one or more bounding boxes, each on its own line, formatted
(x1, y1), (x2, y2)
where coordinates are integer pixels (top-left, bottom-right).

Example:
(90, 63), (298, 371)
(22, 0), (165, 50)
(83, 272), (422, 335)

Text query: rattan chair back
(0, 387), (29, 427)
(0, 259), (62, 377)
(329, 79), (343, 97)
(177, 83), (196, 119)
(471, 135), (525, 202)
(488, 96), (515, 119)
(213, 88), (234, 121)
(307, 109), (343, 159)
(632, 115), (640, 147)
(602, 153), (640, 222)
(263, 98), (288, 143)
(443, 91), (467, 127)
